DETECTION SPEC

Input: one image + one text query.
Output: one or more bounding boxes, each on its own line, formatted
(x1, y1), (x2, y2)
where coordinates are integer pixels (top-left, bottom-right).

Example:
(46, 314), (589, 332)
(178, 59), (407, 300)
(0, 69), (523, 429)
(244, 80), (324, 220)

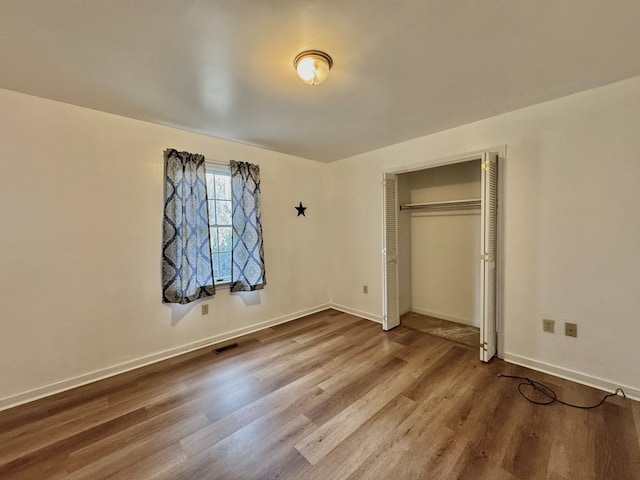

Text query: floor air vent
(212, 343), (239, 355)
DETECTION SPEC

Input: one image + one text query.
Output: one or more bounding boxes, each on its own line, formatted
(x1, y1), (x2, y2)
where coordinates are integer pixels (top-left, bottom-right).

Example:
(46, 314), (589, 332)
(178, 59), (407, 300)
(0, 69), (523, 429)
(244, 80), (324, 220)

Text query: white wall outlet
(543, 318), (555, 333)
(363, 285), (368, 294)
(201, 304), (209, 315)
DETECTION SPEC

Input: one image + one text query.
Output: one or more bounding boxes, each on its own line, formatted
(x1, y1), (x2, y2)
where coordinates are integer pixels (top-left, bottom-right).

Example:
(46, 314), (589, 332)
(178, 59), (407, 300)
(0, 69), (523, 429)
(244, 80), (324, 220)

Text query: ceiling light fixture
(294, 50), (333, 86)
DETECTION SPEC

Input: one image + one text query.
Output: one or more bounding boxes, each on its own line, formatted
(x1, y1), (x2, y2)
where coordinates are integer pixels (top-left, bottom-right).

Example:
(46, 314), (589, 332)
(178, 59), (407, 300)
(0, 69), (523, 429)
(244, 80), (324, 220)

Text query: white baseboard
(503, 353), (640, 402)
(330, 303), (382, 324)
(410, 307), (479, 328)
(0, 303), (331, 412)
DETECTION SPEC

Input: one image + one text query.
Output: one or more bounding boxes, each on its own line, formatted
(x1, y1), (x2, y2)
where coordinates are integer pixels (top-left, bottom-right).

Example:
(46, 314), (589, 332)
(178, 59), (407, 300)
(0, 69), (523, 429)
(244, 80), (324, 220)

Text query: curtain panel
(162, 149), (215, 304)
(230, 160), (266, 292)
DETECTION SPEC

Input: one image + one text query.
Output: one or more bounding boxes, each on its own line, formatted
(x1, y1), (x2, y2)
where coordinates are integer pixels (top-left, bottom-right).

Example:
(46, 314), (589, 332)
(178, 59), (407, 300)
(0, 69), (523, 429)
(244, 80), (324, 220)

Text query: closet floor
(401, 312), (480, 348)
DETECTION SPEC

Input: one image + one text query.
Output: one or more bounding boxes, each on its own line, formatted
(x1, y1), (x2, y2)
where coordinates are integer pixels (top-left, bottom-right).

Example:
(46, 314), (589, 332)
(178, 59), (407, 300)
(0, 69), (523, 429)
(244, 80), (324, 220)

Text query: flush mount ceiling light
(294, 50), (333, 86)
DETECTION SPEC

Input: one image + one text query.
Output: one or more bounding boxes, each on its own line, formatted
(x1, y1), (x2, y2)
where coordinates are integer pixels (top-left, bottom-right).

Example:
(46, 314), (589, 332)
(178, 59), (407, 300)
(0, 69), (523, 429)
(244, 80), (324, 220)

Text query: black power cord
(498, 374), (626, 409)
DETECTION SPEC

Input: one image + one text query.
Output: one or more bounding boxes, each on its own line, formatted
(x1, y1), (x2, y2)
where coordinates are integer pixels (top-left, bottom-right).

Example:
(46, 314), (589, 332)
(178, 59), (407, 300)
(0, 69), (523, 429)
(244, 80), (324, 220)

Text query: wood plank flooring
(1, 309), (639, 479)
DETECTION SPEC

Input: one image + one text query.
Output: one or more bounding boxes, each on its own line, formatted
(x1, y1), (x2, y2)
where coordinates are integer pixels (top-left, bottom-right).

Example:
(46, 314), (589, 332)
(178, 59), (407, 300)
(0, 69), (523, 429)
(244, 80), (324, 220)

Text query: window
(162, 151), (264, 303)
(205, 163), (232, 285)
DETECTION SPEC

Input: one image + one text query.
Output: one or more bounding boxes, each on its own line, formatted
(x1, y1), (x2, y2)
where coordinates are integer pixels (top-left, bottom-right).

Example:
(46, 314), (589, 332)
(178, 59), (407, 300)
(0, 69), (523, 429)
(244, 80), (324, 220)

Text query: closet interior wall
(398, 159), (482, 327)
(397, 174), (413, 316)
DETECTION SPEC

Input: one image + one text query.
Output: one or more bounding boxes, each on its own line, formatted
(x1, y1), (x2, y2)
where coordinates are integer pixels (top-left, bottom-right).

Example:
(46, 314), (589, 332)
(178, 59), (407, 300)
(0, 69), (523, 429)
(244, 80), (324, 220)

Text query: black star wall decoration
(295, 202), (307, 217)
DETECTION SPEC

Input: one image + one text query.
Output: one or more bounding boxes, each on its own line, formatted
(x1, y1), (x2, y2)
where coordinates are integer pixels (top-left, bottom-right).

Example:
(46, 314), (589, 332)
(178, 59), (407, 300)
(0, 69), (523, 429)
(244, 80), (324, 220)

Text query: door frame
(381, 146), (506, 359)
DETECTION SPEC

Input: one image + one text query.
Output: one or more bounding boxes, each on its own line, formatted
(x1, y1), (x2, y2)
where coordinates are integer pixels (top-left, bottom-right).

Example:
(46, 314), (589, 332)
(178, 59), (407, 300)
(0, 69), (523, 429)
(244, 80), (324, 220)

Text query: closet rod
(399, 198), (481, 211)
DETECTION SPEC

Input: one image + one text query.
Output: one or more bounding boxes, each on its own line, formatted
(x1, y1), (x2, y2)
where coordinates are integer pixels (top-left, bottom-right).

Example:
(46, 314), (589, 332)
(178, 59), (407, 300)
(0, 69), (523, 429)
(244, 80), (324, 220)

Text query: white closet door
(382, 173), (400, 330)
(480, 152), (498, 361)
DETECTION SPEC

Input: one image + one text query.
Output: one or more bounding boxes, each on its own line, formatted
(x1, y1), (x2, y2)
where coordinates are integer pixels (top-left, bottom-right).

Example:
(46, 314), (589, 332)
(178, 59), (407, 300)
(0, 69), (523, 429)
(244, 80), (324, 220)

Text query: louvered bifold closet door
(480, 152), (498, 361)
(383, 173), (400, 330)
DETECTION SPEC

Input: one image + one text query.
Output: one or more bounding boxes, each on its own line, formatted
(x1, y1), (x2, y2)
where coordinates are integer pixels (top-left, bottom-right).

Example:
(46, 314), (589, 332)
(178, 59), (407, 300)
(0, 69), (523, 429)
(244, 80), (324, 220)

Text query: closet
(382, 151), (498, 361)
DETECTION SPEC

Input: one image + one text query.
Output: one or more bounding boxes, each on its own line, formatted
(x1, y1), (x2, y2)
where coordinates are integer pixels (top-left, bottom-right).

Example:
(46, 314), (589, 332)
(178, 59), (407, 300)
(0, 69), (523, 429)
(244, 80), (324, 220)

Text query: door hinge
(480, 342), (487, 351)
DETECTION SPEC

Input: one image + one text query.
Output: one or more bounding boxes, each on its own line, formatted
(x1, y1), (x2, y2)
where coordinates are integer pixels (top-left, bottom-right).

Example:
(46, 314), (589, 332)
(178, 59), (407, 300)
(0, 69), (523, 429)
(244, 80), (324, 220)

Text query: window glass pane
(219, 252), (231, 280)
(206, 173), (215, 196)
(208, 200), (216, 226)
(216, 200), (232, 225)
(209, 227), (219, 253)
(215, 174), (231, 200)
(212, 253), (220, 280)
(218, 227), (232, 252)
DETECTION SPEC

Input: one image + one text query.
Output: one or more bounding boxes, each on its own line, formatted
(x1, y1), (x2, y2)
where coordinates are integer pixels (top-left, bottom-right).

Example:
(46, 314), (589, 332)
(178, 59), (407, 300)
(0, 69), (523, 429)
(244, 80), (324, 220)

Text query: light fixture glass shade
(294, 50), (333, 86)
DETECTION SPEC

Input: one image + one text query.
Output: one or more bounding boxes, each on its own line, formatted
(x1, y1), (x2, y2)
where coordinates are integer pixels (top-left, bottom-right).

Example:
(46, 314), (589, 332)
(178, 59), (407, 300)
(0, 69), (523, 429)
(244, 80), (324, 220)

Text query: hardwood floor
(1, 309), (639, 479)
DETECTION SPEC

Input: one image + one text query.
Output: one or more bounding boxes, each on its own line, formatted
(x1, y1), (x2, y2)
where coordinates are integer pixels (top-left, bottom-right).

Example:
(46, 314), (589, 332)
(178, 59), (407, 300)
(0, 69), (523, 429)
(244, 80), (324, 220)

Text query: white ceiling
(2, 1), (640, 162)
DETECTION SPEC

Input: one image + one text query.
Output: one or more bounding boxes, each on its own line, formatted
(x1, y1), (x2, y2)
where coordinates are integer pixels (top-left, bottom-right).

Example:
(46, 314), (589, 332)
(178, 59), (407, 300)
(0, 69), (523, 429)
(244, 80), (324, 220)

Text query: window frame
(205, 161), (232, 287)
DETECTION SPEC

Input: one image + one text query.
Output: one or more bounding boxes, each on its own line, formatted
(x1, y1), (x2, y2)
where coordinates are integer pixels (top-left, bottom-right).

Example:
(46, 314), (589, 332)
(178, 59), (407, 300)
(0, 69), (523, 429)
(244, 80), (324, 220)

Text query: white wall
(0, 89), (330, 408)
(402, 161), (481, 326)
(397, 175), (412, 315)
(329, 76), (640, 398)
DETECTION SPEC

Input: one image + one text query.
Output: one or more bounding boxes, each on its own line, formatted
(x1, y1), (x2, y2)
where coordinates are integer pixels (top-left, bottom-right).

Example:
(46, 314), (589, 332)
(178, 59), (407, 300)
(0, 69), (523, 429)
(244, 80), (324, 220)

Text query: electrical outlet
(543, 318), (555, 333)
(363, 285), (368, 294)
(565, 322), (577, 337)
(201, 304), (209, 315)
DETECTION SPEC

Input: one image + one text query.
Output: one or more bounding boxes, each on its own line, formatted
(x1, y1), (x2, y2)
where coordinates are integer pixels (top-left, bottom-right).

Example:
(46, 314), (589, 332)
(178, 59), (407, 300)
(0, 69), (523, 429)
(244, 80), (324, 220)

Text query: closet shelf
(399, 198), (481, 211)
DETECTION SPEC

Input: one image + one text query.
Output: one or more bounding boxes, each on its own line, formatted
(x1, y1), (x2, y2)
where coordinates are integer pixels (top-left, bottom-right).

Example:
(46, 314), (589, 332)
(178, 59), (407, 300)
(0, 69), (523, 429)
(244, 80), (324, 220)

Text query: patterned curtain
(230, 160), (266, 292)
(162, 149), (215, 304)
